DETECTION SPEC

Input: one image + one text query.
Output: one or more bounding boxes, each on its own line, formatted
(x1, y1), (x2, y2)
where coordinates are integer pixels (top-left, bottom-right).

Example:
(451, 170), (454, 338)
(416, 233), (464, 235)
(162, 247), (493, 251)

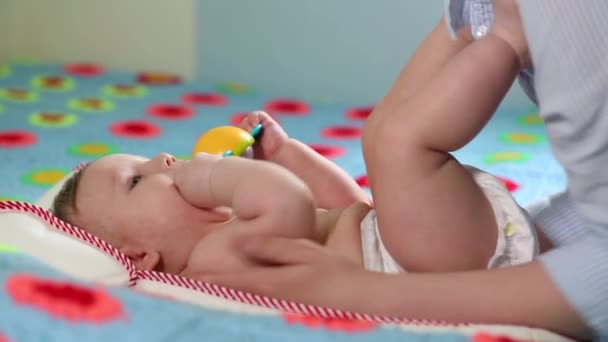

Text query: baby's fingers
(238, 111), (263, 130)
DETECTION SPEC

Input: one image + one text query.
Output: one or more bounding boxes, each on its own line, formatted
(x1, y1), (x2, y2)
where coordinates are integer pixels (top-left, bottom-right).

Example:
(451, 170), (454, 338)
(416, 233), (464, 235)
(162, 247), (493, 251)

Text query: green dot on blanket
(0, 243), (19, 253)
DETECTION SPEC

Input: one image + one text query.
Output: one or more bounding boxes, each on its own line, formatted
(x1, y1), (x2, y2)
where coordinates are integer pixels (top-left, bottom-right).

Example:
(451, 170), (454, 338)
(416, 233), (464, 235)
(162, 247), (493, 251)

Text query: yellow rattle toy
(192, 123), (263, 158)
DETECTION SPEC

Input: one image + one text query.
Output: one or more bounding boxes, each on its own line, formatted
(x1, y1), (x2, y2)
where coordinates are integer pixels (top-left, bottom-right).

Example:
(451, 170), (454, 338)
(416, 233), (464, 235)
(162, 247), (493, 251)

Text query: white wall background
(196, 0), (532, 106)
(0, 1), (12, 64)
(0, 0), (196, 78)
(0, 0), (532, 107)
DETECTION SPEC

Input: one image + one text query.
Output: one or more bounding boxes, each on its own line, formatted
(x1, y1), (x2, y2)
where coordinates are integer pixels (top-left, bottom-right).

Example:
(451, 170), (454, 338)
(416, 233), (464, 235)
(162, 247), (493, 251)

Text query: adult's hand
(200, 235), (589, 339)
(200, 236), (377, 311)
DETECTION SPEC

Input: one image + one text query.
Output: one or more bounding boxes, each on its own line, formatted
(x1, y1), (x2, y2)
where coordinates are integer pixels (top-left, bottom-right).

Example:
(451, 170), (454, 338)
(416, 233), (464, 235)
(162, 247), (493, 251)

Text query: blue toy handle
(250, 123), (263, 139)
(221, 123), (263, 158)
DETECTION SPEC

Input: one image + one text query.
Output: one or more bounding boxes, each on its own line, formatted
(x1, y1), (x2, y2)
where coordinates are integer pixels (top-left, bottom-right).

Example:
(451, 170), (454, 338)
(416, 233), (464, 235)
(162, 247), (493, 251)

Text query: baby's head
(52, 153), (231, 273)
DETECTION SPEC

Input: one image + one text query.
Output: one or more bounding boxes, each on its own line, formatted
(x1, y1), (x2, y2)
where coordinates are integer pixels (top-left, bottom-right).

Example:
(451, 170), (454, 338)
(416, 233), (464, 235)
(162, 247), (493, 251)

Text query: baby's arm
(174, 153), (316, 240)
(173, 154), (317, 273)
(241, 111), (369, 208)
(273, 139), (370, 208)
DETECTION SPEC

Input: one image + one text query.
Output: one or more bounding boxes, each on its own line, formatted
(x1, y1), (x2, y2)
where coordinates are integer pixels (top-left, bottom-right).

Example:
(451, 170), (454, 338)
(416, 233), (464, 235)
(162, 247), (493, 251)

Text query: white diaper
(361, 166), (539, 273)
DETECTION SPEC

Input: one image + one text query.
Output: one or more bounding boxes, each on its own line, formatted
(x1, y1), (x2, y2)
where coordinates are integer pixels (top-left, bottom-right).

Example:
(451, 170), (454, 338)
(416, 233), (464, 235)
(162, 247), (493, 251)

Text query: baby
(52, 108), (538, 278)
(52, 111), (373, 275)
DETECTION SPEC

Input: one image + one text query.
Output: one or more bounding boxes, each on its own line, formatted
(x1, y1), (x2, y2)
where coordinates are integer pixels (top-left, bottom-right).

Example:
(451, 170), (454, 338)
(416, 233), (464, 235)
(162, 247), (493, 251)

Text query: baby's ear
(120, 245), (160, 271)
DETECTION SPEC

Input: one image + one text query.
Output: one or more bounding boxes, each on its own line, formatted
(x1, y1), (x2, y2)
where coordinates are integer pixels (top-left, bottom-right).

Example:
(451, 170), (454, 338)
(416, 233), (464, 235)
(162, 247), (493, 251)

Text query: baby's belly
(324, 202), (372, 267)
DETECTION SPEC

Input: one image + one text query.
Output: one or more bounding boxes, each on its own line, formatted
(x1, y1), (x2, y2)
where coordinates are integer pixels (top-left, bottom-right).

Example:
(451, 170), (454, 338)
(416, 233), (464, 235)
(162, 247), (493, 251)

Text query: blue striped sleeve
(519, 1), (608, 339)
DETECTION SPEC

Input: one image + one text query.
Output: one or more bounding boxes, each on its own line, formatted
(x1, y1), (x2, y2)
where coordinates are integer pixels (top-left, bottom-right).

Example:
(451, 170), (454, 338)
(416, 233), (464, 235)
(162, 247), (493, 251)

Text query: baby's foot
(491, 0), (530, 68)
(239, 111), (288, 161)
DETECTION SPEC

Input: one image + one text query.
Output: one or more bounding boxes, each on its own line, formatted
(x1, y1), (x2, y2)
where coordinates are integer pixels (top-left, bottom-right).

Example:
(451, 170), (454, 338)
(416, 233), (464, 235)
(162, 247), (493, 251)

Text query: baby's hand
(170, 152), (223, 208)
(239, 111), (288, 161)
(492, 0), (530, 68)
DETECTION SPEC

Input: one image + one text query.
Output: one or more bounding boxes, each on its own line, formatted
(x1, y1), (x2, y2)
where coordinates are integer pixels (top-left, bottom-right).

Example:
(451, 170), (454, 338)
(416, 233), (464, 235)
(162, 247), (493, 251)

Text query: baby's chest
(182, 229), (251, 276)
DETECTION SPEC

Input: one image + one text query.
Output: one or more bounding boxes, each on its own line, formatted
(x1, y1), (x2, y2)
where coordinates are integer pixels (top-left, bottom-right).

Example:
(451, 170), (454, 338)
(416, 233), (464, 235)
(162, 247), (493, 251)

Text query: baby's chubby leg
(366, 33), (522, 272)
(492, 0), (530, 68)
(364, 16), (472, 157)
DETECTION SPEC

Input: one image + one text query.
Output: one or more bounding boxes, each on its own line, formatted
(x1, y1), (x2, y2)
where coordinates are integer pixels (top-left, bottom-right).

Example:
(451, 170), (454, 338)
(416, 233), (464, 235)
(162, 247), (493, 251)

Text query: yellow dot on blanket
(215, 81), (255, 95)
(103, 84), (148, 98)
(29, 112), (78, 128)
(21, 169), (69, 187)
(0, 88), (38, 103)
(68, 142), (118, 157)
(518, 113), (543, 125)
(67, 97), (114, 112)
(0, 244), (18, 253)
(501, 132), (545, 144)
(31, 75), (76, 92)
(484, 151), (530, 164)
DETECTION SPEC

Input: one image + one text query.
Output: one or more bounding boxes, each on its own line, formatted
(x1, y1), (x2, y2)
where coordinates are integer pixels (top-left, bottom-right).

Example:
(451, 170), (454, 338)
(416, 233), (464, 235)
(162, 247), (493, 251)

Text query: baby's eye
(130, 175), (142, 189)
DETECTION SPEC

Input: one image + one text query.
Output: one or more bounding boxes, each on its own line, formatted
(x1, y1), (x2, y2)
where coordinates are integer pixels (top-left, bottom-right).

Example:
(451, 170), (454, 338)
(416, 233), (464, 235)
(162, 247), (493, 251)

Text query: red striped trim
(0, 199), (463, 327)
(136, 270), (458, 326)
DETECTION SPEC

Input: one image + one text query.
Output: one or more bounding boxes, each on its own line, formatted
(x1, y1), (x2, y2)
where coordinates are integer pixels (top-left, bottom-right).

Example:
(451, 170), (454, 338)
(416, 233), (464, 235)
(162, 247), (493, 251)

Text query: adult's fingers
(201, 269), (267, 294)
(201, 265), (301, 297)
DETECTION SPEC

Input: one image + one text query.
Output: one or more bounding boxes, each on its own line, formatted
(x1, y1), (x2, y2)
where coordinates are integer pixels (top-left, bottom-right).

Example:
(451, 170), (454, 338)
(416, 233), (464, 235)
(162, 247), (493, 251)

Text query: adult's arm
(202, 236), (589, 339)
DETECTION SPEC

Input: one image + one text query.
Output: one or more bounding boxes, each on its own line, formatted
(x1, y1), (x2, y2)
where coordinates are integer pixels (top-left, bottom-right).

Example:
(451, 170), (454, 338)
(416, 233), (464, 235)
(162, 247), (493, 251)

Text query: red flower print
(6, 274), (125, 323)
(345, 106), (374, 121)
(264, 99), (310, 115)
(321, 126), (362, 139)
(355, 175), (369, 188)
(474, 332), (526, 342)
(64, 63), (105, 77)
(497, 176), (520, 192)
(283, 312), (377, 333)
(0, 332), (11, 342)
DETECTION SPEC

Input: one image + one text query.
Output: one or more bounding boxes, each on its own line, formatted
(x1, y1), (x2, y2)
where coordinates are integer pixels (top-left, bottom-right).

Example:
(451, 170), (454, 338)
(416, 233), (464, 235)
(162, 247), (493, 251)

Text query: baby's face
(73, 153), (231, 272)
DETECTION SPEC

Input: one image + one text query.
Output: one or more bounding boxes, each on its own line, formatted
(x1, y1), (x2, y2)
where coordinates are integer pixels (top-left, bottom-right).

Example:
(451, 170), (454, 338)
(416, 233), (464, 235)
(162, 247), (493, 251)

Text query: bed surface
(0, 250), (573, 342)
(0, 252), (467, 342)
(0, 60), (565, 205)
(0, 60), (571, 342)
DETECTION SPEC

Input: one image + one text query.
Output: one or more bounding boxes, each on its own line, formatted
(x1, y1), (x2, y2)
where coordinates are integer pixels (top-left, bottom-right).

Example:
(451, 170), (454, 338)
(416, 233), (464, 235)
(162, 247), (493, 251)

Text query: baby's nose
(155, 152), (177, 169)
